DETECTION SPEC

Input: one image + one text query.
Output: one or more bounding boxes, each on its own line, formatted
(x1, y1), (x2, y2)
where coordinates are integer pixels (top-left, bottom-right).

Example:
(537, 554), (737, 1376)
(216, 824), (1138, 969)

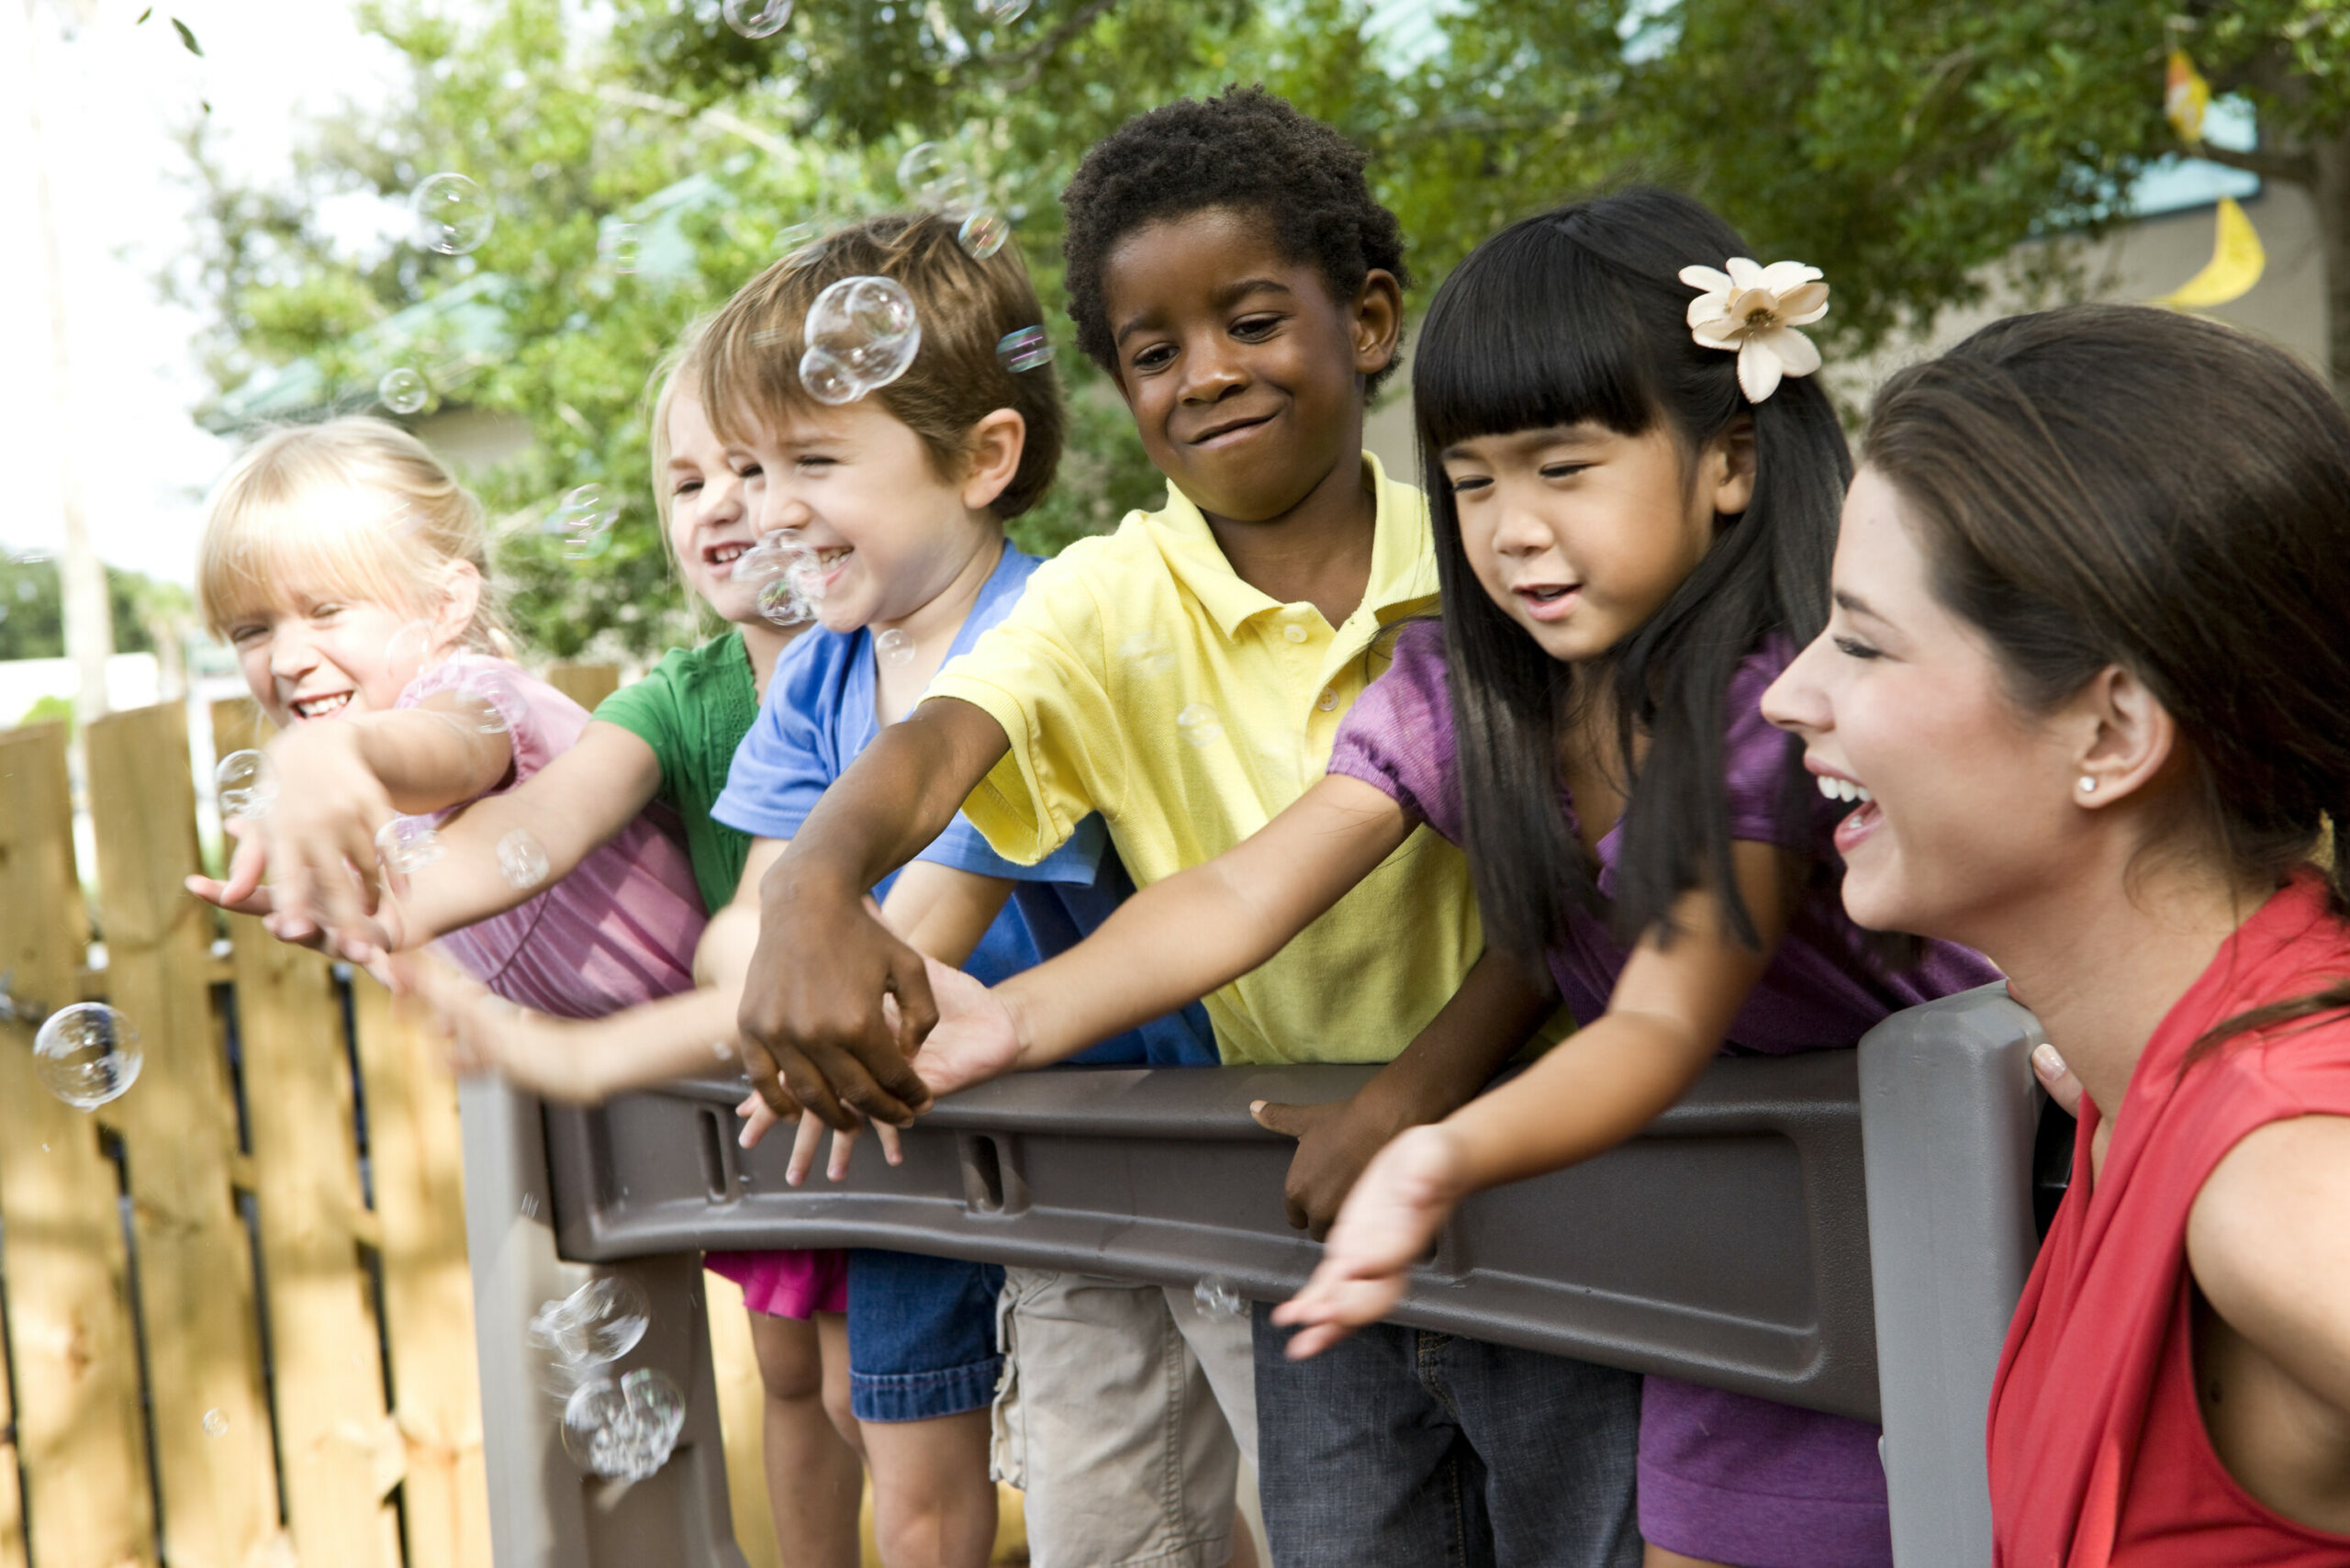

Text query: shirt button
(1282, 623), (1309, 643)
(1316, 687), (1338, 711)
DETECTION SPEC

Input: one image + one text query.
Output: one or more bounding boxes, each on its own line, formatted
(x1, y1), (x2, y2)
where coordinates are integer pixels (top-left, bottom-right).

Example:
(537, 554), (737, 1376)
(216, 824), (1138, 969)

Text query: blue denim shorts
(845, 1249), (1005, 1423)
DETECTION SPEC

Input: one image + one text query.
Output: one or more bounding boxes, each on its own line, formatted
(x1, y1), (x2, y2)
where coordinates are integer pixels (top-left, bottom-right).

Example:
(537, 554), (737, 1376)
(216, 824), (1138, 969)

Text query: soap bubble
(801, 275), (921, 404)
(411, 173), (494, 255)
(976, 0), (1031, 19)
(214, 749), (277, 820)
(378, 367), (430, 415)
(562, 1368), (687, 1481)
(757, 576), (813, 628)
(546, 486), (619, 562)
(895, 142), (975, 212)
(1176, 703), (1224, 748)
(788, 554), (831, 605)
(498, 829), (550, 890)
(1193, 1275), (1246, 1318)
(1117, 632), (1175, 678)
(386, 620), (438, 685)
(957, 208), (1010, 259)
(723, 0), (794, 36)
(375, 816), (444, 876)
(875, 629), (915, 668)
(997, 325), (1053, 373)
(202, 1409), (229, 1438)
(531, 1276), (652, 1368)
(599, 222), (641, 275)
(32, 1003), (142, 1112)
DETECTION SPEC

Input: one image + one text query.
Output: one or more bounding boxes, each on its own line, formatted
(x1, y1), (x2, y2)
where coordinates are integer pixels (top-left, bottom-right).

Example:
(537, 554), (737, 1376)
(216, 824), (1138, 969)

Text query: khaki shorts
(992, 1267), (1259, 1568)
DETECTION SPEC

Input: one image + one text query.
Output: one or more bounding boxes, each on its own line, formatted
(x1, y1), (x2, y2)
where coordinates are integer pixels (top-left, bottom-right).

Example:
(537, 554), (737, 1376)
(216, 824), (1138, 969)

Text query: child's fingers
(826, 1122), (860, 1182)
(785, 1110), (826, 1185)
(874, 1121), (903, 1167)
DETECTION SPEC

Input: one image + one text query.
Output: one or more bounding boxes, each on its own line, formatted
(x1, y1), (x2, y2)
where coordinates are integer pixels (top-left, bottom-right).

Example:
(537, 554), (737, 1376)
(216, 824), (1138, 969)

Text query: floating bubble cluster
(957, 207), (1010, 260)
(723, 0), (794, 37)
(800, 275), (922, 406)
(976, 0), (1032, 20)
(1193, 1275), (1246, 1318)
(202, 1409), (229, 1438)
(410, 173), (494, 255)
(563, 1368), (688, 1481)
(546, 486), (619, 561)
(775, 218), (823, 257)
(498, 829), (550, 890)
(1117, 632), (1175, 678)
(33, 1003), (142, 1112)
(997, 325), (1054, 374)
(378, 367), (430, 415)
(375, 815), (444, 875)
(386, 620), (439, 687)
(215, 749), (278, 820)
(895, 142), (976, 214)
(1176, 703), (1224, 748)
(530, 1275), (652, 1367)
(875, 628), (915, 668)
(737, 532), (822, 626)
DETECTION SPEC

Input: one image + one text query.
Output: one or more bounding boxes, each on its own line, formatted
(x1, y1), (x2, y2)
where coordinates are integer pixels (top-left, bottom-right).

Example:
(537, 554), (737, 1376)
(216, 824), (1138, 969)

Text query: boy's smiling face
(1102, 206), (1397, 525)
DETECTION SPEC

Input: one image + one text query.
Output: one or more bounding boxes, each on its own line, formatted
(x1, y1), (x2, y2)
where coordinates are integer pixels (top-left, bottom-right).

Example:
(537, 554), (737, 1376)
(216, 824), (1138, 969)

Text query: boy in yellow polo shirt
(738, 90), (1639, 1568)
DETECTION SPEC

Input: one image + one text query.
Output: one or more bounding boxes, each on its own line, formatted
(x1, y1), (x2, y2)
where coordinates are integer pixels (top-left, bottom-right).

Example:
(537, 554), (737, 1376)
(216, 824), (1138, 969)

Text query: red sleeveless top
(1986, 876), (2350, 1567)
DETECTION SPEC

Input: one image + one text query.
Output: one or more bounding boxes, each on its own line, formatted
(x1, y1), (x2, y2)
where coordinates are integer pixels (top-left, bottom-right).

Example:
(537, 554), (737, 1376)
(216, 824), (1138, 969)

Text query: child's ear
(435, 560), (483, 646)
(1709, 416), (1758, 519)
(960, 409), (1028, 513)
(1351, 268), (1404, 379)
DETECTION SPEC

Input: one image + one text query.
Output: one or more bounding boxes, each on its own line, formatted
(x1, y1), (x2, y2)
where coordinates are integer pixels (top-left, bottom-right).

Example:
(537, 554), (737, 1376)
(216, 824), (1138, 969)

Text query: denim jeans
(1255, 1308), (1641, 1568)
(845, 1248), (1005, 1423)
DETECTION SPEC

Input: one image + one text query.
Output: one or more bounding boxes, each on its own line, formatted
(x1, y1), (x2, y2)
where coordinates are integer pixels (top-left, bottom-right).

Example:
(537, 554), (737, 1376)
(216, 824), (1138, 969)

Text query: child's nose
(1179, 340), (1248, 403)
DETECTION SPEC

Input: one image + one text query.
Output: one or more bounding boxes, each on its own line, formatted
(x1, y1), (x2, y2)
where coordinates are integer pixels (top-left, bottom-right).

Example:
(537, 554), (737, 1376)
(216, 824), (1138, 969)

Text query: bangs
(1413, 220), (1663, 457)
(199, 480), (428, 635)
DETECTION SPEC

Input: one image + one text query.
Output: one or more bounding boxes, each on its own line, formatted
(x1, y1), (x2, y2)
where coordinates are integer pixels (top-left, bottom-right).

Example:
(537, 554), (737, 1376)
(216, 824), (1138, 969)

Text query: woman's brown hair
(1865, 303), (2350, 1047)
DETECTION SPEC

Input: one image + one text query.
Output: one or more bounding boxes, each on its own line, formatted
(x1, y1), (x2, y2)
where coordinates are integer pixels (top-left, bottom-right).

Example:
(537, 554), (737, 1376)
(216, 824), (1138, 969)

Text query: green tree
(0, 555), (184, 664)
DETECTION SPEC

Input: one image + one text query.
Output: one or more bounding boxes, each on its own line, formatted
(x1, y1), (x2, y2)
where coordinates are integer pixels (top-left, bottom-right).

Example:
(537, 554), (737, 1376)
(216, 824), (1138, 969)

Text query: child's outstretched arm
(194, 721), (664, 961)
(737, 696), (1015, 1127)
(1271, 839), (1796, 1357)
(900, 776), (1417, 1098)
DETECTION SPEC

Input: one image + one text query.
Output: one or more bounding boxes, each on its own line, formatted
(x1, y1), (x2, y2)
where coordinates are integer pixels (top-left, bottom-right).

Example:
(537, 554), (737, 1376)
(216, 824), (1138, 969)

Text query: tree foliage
(174, 0), (2350, 659)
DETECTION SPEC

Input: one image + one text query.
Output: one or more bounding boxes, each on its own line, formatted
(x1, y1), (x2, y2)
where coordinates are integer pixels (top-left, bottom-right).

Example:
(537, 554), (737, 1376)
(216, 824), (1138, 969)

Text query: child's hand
(191, 818), (407, 962)
(908, 953), (1024, 1099)
(736, 879), (937, 1131)
(782, 1108), (905, 1185)
(393, 951), (580, 1103)
(260, 721), (403, 942)
(1249, 1092), (1408, 1240)
(1270, 1122), (1472, 1359)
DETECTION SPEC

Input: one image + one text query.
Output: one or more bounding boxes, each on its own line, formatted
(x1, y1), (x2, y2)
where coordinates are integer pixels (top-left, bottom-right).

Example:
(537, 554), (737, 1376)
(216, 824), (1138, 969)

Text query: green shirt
(594, 628), (761, 914)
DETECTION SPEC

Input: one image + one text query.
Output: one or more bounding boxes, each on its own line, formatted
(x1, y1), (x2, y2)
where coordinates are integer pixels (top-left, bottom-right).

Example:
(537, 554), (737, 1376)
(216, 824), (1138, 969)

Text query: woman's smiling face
(1762, 466), (2090, 944)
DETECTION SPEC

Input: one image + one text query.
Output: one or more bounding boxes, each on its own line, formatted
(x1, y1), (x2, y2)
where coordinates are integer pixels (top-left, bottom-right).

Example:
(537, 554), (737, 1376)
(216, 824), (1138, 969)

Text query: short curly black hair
(1061, 86), (1410, 396)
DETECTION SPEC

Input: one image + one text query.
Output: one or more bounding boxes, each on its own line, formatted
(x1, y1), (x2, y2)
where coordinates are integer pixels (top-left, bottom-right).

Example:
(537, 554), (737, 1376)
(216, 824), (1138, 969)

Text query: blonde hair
(647, 318), (712, 538)
(198, 417), (509, 651)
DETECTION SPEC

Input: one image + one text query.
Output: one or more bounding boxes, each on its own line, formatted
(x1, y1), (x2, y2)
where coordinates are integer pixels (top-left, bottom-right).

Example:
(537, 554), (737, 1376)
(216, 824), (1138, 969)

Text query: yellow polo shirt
(927, 454), (1486, 1067)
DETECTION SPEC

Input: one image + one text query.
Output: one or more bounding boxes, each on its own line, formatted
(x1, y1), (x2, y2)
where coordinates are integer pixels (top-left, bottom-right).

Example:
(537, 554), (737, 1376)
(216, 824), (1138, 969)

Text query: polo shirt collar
(1141, 452), (1438, 642)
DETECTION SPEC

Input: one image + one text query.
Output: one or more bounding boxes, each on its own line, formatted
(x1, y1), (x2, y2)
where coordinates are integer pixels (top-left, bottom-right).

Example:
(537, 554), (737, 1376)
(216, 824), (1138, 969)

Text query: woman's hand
(1270, 1122), (1473, 1358)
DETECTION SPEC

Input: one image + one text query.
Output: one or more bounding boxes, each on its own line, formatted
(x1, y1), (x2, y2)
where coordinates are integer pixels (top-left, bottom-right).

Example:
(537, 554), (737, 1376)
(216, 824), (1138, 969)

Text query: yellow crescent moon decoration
(2154, 195), (2266, 310)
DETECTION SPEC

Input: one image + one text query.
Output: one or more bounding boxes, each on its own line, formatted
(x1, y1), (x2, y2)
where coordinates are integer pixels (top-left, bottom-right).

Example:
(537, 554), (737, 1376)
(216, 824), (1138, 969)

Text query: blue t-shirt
(714, 543), (1215, 1067)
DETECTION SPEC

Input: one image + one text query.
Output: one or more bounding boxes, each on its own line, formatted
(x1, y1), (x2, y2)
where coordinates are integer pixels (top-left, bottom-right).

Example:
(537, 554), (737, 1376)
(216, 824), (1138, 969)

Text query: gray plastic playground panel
(464, 982), (2044, 1567)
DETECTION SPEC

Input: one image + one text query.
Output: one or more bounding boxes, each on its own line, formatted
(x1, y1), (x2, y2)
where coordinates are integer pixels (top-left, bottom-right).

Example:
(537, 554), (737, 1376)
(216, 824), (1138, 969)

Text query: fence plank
(349, 980), (490, 1568)
(0, 722), (153, 1568)
(84, 702), (277, 1568)
(543, 664), (620, 713)
(218, 689), (397, 1568)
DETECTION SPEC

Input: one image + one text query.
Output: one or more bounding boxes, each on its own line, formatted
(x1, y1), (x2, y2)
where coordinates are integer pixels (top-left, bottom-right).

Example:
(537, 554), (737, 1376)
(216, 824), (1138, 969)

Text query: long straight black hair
(1417, 187), (1851, 958)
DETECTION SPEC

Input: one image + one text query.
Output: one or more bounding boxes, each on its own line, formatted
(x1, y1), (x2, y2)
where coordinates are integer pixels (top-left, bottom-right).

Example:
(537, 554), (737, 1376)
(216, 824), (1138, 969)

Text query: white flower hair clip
(1679, 258), (1830, 402)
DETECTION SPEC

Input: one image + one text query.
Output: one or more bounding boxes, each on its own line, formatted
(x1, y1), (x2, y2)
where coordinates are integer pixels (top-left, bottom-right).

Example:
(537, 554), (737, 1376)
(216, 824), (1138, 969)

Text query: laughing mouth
(703, 541), (750, 568)
(290, 691), (353, 721)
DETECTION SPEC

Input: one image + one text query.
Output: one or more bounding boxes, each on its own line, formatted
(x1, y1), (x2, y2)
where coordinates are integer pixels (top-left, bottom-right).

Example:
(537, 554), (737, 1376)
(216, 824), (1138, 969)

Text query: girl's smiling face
(1762, 467), (2087, 941)
(1443, 420), (1749, 665)
(227, 587), (440, 729)
(665, 390), (764, 624)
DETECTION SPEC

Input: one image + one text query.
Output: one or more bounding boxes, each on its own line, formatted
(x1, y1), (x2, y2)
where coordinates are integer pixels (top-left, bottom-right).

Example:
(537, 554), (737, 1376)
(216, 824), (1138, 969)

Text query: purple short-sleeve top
(396, 656), (706, 1019)
(1326, 621), (1998, 1047)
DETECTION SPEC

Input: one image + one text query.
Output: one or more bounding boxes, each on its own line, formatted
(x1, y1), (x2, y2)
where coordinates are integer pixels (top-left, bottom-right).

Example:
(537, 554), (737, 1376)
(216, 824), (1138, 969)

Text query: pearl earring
(2078, 776), (2098, 795)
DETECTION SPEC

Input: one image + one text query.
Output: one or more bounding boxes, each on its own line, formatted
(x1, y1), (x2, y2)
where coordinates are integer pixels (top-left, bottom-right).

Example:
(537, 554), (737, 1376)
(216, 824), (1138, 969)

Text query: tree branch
(992, 0), (1125, 91)
(2192, 140), (2315, 187)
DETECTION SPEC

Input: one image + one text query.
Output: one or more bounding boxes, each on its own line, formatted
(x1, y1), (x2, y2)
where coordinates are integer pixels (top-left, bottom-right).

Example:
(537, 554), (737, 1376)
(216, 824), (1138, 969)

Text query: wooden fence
(0, 676), (1025, 1568)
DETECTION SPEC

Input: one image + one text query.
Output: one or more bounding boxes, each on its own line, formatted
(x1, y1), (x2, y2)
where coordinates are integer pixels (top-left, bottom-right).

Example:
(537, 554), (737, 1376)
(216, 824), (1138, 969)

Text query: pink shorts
(705, 1248), (849, 1318)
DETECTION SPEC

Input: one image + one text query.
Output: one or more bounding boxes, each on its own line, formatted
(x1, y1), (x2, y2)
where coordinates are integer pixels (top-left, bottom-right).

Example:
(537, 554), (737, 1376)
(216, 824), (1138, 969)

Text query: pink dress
(400, 656), (846, 1318)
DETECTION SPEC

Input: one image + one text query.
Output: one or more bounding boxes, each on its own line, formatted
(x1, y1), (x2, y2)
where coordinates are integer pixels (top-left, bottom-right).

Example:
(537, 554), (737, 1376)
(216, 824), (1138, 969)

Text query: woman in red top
(1762, 304), (2350, 1565)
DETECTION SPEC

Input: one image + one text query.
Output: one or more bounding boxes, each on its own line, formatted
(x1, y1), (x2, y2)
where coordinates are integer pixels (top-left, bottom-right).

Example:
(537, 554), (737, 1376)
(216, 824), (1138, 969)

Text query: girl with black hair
(908, 187), (1994, 1566)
